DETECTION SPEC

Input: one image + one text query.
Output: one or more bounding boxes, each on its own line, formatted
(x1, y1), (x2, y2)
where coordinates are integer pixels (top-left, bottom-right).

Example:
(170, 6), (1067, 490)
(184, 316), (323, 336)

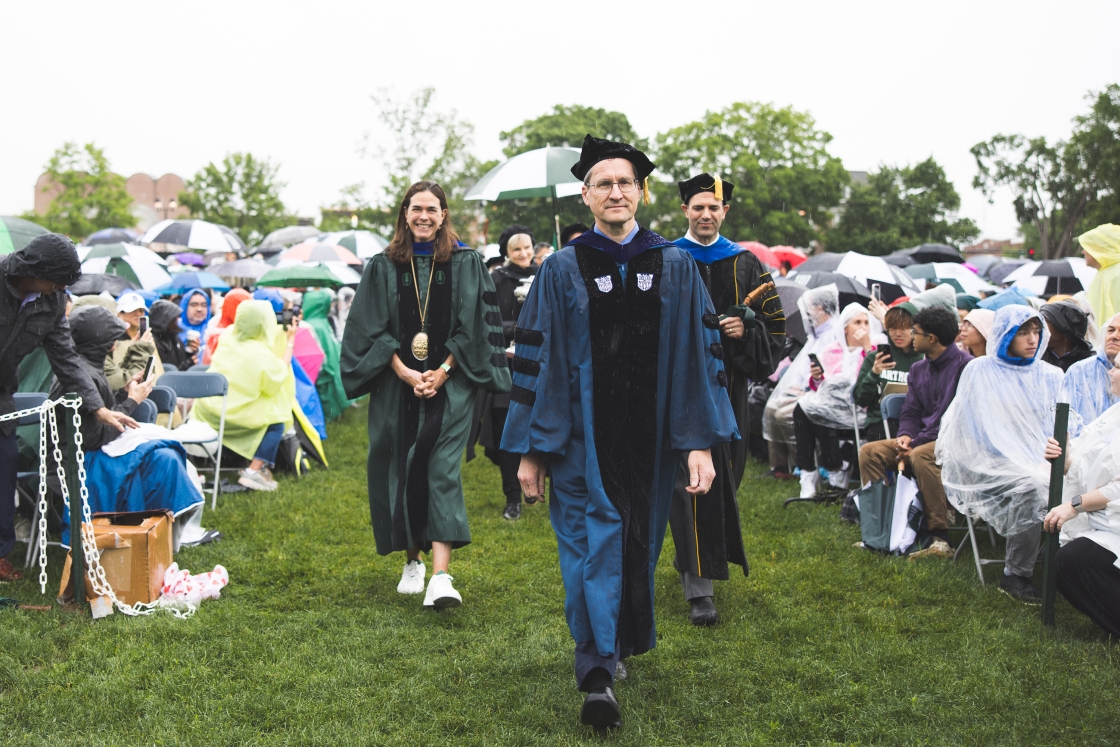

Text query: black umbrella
(774, 279), (807, 344)
(783, 271), (871, 310)
(1002, 259), (1094, 296)
(84, 227), (140, 246)
(890, 243), (963, 265)
(986, 259), (1028, 285)
(68, 273), (138, 296)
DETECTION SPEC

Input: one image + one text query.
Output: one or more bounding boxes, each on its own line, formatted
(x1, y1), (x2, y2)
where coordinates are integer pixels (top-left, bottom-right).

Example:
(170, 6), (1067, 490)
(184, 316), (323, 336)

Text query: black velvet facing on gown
(392, 258), (454, 552)
(515, 327), (543, 346)
(574, 242), (663, 656)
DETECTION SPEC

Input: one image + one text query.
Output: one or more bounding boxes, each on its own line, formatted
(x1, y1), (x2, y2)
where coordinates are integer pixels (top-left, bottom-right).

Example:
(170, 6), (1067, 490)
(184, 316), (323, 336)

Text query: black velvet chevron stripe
(511, 356), (540, 376)
(510, 384), (536, 405)
(490, 352), (508, 368)
(702, 313), (720, 330)
(482, 290), (497, 305)
(485, 311), (502, 326)
(709, 343), (724, 360)
(515, 328), (544, 346)
(488, 332), (506, 347)
(717, 370), (728, 388)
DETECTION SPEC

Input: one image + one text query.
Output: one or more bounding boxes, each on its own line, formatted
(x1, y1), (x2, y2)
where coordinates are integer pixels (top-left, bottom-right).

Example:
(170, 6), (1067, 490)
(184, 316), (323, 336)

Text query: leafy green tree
(24, 141), (135, 241)
(649, 102), (849, 247)
(179, 152), (291, 246)
(1071, 83), (1120, 229)
(827, 158), (978, 255)
(479, 105), (644, 246)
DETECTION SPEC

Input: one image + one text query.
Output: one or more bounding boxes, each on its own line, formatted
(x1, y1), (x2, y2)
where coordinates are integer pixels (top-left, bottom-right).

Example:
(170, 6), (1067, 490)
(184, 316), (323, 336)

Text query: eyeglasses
(910, 327), (934, 338)
(586, 178), (639, 195)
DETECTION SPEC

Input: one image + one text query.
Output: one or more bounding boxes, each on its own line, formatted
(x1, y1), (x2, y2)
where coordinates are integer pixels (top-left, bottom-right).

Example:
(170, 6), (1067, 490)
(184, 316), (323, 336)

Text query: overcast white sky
(3, 0), (1117, 242)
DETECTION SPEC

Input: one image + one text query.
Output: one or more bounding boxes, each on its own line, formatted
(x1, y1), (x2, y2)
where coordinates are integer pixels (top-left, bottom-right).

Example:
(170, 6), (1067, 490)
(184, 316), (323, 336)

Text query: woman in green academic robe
(341, 180), (510, 609)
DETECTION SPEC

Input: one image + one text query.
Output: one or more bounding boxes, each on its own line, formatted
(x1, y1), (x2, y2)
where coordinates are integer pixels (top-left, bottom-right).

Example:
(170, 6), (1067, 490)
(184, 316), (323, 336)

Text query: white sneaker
(238, 469), (278, 492)
(397, 559), (426, 595)
(423, 572), (462, 609)
(799, 470), (819, 498)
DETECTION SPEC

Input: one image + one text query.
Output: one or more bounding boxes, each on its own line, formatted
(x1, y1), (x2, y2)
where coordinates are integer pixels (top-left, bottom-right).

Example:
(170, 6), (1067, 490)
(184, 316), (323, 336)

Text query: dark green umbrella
(256, 264), (343, 289)
(0, 216), (50, 254)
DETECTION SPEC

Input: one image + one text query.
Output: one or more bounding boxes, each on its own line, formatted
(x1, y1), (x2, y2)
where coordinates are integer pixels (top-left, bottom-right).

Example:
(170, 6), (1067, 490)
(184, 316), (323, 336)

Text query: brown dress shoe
(0, 557), (23, 582)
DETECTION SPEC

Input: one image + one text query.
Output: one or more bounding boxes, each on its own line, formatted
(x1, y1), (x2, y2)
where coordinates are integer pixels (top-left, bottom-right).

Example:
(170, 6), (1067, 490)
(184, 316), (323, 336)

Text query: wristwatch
(440, 362), (452, 376)
(1071, 494), (1083, 512)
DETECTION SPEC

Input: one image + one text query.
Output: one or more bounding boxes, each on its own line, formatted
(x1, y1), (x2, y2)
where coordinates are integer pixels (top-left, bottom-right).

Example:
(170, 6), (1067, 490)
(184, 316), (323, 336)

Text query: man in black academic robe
(670, 173), (785, 625)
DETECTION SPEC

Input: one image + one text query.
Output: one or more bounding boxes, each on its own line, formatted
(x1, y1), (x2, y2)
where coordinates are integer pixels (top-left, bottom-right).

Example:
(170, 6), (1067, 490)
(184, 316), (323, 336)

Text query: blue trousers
(254, 423), (285, 467)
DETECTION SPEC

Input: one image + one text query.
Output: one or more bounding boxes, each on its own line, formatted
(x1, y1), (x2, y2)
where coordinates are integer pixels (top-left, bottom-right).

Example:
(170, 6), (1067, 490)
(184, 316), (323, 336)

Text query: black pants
(0, 431), (18, 560)
(490, 407), (521, 502)
(793, 403), (843, 472)
(1057, 537), (1120, 638)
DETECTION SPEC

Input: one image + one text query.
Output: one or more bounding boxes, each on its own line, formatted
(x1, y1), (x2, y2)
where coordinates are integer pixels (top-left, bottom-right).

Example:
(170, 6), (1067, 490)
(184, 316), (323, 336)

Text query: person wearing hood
(1062, 313), (1120, 437)
(48, 306), (206, 548)
(202, 287), (251, 365)
(1041, 362), (1120, 637)
(1, 234), (133, 582)
(193, 300), (298, 491)
(484, 224), (537, 521)
(178, 288), (211, 360)
(956, 294), (982, 323)
(937, 305), (1064, 603)
(150, 299), (193, 370)
(301, 289), (351, 422)
(1040, 300), (1094, 372)
(1080, 224), (1120, 325)
(959, 308), (995, 358)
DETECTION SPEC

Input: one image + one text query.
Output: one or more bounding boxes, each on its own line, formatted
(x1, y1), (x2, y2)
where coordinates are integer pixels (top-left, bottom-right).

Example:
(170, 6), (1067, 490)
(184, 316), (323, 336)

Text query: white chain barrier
(2, 396), (195, 618)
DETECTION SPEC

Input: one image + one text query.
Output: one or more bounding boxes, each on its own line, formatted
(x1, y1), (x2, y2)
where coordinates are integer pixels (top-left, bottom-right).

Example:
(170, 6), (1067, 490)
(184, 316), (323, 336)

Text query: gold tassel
(713, 175), (723, 201)
(642, 178), (650, 205)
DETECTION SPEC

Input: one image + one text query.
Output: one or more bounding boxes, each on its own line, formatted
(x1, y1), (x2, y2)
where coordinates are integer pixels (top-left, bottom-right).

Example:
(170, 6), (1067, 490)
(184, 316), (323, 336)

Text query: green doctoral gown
(340, 247), (510, 554)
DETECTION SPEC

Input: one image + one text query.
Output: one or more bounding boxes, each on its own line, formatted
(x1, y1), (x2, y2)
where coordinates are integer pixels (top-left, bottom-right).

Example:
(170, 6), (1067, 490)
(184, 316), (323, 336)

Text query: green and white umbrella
(77, 241), (167, 265)
(257, 264), (344, 289)
(316, 230), (388, 260)
(81, 256), (172, 289)
(0, 216), (50, 254)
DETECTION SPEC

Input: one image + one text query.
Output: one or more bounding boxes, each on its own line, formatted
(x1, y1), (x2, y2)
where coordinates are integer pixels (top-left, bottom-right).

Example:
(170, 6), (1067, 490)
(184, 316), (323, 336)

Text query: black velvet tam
(678, 173), (734, 204)
(571, 134), (655, 182)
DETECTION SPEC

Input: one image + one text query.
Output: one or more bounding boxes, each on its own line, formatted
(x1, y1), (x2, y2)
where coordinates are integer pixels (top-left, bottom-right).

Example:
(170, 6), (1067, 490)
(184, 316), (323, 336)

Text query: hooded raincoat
(1040, 300), (1094, 372)
(1061, 314), (1120, 437)
(937, 306), (1064, 536)
(302, 290), (351, 422)
(202, 288), (251, 364)
(193, 301), (295, 459)
(1059, 400), (1120, 569)
(177, 288), (212, 346)
(1080, 224), (1120, 325)
(150, 300), (191, 370)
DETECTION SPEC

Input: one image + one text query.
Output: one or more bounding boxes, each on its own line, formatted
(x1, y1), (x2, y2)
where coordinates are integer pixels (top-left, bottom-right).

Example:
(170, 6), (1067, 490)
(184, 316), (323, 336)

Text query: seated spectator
(793, 303), (876, 497)
(192, 300), (297, 492)
(334, 286), (355, 341)
(150, 299), (193, 369)
(107, 291), (159, 390)
(533, 241), (554, 267)
(1063, 312), (1120, 437)
(202, 287), (251, 364)
(559, 222), (589, 246)
(959, 308), (995, 358)
(302, 289), (351, 422)
(938, 306), (1064, 602)
(49, 306), (206, 548)
(763, 285), (843, 479)
(178, 289), (211, 361)
(1042, 363), (1120, 637)
(859, 307), (970, 558)
(853, 305), (922, 443)
(1040, 300), (1094, 372)
(956, 293), (982, 323)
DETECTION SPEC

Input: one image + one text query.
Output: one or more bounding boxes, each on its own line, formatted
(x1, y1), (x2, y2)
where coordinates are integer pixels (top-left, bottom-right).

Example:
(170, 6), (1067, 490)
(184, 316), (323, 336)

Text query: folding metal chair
(132, 399), (157, 424)
(188, 364), (210, 372)
(157, 371), (228, 509)
(879, 393), (906, 439)
(12, 393), (64, 567)
(148, 386), (177, 417)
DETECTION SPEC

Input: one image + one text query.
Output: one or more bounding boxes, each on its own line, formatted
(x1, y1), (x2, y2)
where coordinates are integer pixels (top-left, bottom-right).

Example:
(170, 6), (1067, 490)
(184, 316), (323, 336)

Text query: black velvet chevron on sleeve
(482, 290), (497, 305)
(709, 343), (724, 360)
(485, 311), (502, 326)
(488, 331), (506, 347)
(490, 353), (508, 368)
(717, 370), (728, 388)
(514, 328), (544, 346)
(511, 384), (536, 405)
(511, 356), (541, 376)
(702, 313), (720, 330)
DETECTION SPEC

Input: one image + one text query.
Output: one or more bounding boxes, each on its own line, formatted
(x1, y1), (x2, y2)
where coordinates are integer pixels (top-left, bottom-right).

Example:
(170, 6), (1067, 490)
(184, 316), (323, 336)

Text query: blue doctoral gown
(1062, 349), (1119, 437)
(501, 227), (738, 670)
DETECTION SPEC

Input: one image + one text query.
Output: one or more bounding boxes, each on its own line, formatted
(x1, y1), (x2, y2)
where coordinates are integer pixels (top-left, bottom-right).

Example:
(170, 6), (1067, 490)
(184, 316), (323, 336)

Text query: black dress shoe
(581, 687), (621, 729)
(689, 597), (719, 626)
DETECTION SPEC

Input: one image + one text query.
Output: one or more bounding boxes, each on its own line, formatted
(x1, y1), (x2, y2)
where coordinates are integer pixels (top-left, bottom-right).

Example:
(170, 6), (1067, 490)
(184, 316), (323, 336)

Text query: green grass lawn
(2, 401), (1118, 746)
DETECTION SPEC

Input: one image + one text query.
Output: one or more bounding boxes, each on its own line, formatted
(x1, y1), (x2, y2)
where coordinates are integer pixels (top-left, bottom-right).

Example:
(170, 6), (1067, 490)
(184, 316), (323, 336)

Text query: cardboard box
(59, 510), (174, 606)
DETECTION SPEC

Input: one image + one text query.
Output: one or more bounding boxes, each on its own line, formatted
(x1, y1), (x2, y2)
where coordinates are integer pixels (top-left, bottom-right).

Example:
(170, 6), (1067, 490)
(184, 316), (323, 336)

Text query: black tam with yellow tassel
(571, 134), (656, 204)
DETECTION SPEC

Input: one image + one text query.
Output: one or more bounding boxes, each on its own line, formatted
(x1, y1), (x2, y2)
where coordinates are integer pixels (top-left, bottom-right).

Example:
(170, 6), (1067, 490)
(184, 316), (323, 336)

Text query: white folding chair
(158, 371), (228, 509)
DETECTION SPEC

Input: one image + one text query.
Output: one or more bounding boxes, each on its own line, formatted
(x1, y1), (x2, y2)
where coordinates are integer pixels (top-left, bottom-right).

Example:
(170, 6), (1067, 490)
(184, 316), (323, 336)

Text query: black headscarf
(150, 299), (190, 368)
(69, 306), (129, 367)
(1040, 301), (1092, 351)
(7, 234), (82, 286)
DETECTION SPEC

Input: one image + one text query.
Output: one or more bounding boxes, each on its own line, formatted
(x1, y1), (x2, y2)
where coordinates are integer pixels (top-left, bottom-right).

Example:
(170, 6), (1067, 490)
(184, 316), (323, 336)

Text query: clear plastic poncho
(763, 285), (843, 444)
(1058, 401), (1120, 565)
(1061, 319), (1120, 438)
(937, 305), (1064, 536)
(798, 303), (879, 431)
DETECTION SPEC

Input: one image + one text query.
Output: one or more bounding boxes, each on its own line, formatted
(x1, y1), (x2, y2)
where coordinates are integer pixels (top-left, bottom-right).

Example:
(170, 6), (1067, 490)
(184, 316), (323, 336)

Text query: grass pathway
(2, 401), (1118, 745)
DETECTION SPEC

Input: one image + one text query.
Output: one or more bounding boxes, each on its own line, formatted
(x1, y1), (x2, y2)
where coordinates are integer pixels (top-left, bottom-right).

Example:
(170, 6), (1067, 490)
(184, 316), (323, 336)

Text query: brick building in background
(33, 171), (191, 231)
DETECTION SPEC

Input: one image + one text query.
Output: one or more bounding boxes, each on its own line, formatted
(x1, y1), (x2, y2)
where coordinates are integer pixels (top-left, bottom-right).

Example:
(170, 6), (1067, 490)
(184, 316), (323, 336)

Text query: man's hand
(185, 338), (200, 354)
(719, 316), (745, 339)
(518, 453), (547, 502)
(871, 352), (896, 376)
(867, 297), (888, 325)
(685, 449), (715, 495)
(125, 374), (155, 404)
(95, 407), (139, 432)
(895, 435), (912, 459)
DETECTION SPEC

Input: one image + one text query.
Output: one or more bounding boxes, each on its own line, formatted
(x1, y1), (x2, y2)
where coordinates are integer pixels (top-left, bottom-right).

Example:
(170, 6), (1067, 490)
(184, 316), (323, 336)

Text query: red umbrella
(280, 242), (361, 266)
(738, 241), (780, 268)
(771, 246), (808, 268)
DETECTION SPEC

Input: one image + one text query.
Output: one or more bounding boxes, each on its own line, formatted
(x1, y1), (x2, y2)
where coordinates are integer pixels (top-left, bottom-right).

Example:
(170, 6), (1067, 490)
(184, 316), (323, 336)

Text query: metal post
(61, 398), (85, 612)
(1041, 402), (1069, 627)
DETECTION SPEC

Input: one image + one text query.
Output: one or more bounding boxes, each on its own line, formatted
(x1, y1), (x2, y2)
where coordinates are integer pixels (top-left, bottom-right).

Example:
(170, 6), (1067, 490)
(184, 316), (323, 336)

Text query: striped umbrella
(154, 271), (232, 295)
(78, 242), (167, 265)
(280, 242), (361, 266)
(85, 227), (140, 245)
(81, 256), (172, 290)
(275, 259), (362, 285)
(1003, 258), (1097, 297)
(141, 219), (247, 253)
(259, 225), (323, 250)
(315, 230), (388, 259)
(0, 216), (49, 254)
(257, 264), (344, 289)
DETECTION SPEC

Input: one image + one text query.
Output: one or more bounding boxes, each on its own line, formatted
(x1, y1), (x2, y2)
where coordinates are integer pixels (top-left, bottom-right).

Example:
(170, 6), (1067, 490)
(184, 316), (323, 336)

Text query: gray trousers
(679, 570), (714, 602)
(1004, 525), (1042, 578)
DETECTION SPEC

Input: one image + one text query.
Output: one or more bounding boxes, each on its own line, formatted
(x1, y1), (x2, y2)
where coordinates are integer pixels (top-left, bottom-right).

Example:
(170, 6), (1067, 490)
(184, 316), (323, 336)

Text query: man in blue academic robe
(501, 135), (737, 730)
(669, 174), (785, 626)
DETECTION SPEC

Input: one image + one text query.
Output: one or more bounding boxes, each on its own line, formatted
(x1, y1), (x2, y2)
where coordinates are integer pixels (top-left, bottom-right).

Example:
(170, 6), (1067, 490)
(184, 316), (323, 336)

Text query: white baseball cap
(116, 292), (147, 314)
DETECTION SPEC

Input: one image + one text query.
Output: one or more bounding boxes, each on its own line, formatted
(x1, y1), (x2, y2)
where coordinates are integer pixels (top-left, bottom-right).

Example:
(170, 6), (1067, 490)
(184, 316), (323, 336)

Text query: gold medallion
(411, 331), (429, 361)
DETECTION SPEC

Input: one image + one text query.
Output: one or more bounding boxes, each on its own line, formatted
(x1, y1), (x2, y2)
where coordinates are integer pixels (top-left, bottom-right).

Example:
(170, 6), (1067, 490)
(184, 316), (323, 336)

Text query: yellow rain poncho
(193, 300), (295, 459)
(1080, 223), (1120, 324)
